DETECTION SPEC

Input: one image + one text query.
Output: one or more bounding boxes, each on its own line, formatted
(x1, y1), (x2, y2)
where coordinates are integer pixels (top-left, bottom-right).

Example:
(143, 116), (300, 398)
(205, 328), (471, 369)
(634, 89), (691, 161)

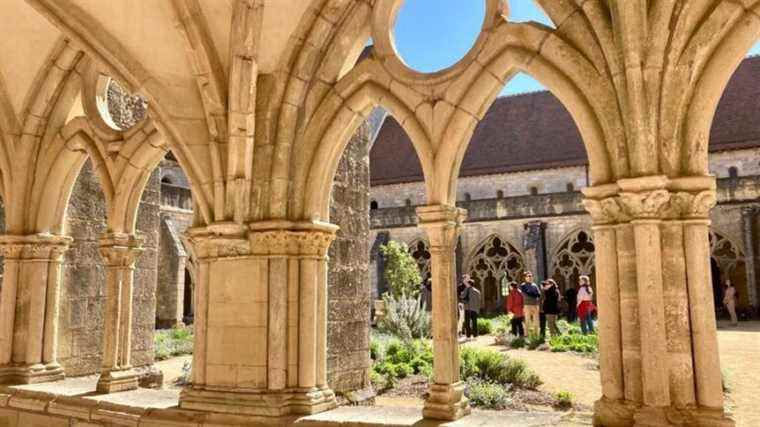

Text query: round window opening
(392, 0), (486, 73)
(96, 76), (148, 131)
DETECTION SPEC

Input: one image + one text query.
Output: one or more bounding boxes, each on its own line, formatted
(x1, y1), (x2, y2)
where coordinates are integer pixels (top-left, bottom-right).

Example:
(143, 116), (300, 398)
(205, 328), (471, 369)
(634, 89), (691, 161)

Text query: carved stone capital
(666, 190), (717, 220)
(186, 223), (250, 259)
(416, 205), (467, 251)
(0, 234), (72, 260)
(617, 189), (671, 220)
(249, 230), (296, 256)
(248, 220), (339, 258)
(582, 197), (630, 225)
(98, 233), (144, 267)
(297, 231), (336, 257)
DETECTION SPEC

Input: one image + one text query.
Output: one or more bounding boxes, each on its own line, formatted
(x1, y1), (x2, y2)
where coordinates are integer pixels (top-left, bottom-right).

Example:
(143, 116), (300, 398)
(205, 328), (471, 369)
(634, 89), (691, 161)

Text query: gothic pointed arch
(709, 228), (749, 308)
(464, 234), (525, 313)
(550, 228), (596, 292)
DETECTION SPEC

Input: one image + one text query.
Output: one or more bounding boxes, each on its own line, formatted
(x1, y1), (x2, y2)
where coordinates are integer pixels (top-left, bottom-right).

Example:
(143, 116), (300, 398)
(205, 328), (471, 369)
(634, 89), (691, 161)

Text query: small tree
(380, 240), (422, 298)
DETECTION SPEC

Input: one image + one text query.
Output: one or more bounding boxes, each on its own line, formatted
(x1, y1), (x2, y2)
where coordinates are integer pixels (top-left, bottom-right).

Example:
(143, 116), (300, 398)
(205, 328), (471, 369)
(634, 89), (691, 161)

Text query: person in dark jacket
(519, 272), (541, 336)
(541, 279), (561, 336)
(461, 277), (481, 339)
(564, 285), (577, 322)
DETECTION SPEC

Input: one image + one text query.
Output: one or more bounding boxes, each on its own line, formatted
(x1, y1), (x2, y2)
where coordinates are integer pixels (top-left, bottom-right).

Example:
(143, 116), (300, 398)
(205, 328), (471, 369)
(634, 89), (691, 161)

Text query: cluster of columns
(0, 231), (145, 395)
(583, 176), (732, 427)
(96, 233), (144, 393)
(178, 221), (339, 417)
(0, 234), (70, 384)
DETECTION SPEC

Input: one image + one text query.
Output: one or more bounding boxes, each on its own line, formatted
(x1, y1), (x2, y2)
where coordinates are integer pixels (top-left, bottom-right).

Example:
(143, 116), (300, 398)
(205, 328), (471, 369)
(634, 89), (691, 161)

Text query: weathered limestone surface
(59, 161), (159, 376)
(327, 123), (371, 394)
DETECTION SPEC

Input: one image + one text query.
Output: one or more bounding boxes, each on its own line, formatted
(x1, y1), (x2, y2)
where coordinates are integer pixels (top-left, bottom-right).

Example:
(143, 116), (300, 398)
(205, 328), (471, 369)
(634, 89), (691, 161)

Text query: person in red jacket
(577, 275), (596, 335)
(506, 282), (525, 337)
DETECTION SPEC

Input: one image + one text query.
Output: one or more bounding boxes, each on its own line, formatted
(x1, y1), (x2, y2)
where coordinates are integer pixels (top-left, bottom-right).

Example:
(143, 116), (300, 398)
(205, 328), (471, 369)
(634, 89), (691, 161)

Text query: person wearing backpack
(541, 279), (561, 337)
(519, 271), (541, 337)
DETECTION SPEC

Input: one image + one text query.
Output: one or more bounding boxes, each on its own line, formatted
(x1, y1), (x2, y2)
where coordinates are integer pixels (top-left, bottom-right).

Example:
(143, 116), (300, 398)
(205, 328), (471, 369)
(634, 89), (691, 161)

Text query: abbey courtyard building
(370, 56), (760, 318)
(0, 1), (758, 426)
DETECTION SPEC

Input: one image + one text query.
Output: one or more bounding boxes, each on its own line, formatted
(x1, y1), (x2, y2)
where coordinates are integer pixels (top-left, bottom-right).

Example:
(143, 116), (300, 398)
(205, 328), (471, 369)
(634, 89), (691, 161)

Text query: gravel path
(716, 320), (760, 427)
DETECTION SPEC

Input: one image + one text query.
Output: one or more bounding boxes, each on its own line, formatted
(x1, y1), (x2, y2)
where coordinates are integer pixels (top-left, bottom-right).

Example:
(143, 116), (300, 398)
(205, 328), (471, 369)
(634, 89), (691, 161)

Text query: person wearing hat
(460, 275), (481, 339)
(541, 279), (561, 337)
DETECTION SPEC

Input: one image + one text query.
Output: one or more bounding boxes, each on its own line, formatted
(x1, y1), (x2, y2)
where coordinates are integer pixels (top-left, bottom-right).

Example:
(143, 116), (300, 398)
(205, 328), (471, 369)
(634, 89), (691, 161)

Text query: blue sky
(393, 0), (760, 97)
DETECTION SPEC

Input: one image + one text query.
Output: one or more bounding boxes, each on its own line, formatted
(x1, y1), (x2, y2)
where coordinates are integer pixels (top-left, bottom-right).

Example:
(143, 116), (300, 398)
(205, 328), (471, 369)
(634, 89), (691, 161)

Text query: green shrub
(477, 318), (493, 335)
(377, 293), (431, 339)
(380, 240), (422, 298)
(465, 379), (510, 409)
(154, 326), (194, 360)
(555, 390), (574, 408)
(549, 332), (598, 353)
(370, 337), (434, 387)
(509, 337), (526, 349)
(460, 347), (542, 390)
(492, 314), (512, 335)
(526, 334), (545, 350)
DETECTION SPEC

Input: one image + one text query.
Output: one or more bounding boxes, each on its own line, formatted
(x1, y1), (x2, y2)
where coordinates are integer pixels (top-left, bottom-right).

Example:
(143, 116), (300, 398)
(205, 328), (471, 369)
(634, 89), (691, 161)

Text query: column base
(593, 397), (636, 427)
(0, 363), (64, 385)
(422, 382), (471, 421)
(97, 368), (139, 393)
(179, 386), (337, 417)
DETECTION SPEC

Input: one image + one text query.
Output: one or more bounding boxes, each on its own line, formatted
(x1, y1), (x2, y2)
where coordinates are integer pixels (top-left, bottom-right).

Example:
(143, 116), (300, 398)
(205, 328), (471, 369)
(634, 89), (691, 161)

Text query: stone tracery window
(408, 239), (431, 284)
(465, 235), (525, 313)
(96, 76), (148, 131)
(550, 229), (595, 292)
(709, 230), (748, 307)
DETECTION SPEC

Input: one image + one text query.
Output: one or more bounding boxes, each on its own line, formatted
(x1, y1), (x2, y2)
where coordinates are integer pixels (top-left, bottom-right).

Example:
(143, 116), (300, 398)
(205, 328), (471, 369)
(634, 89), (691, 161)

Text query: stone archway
(464, 235), (525, 313)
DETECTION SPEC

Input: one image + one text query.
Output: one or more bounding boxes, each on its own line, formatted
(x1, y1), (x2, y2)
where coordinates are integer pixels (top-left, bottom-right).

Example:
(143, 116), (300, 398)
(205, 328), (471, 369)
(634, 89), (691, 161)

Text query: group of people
(506, 272), (596, 338)
(454, 271), (597, 340)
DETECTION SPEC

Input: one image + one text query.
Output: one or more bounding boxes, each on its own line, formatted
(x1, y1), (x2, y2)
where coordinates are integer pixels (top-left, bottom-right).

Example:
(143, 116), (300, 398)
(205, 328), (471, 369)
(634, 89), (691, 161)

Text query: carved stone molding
(416, 205), (467, 252)
(98, 233), (144, 267)
(0, 234), (72, 260)
(583, 177), (718, 224)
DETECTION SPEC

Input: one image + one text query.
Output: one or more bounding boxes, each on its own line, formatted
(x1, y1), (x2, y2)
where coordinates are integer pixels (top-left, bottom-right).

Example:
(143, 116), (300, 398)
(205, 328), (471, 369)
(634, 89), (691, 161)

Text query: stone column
(584, 177), (734, 427)
(741, 207), (758, 309)
(523, 221), (547, 280)
(417, 205), (470, 421)
(179, 221), (338, 417)
(581, 187), (630, 425)
(0, 234), (70, 384)
(96, 233), (144, 393)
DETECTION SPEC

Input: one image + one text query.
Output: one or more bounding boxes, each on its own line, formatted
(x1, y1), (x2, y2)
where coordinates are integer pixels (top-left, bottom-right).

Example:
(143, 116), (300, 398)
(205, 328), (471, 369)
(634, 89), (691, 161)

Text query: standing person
(542, 279), (561, 336)
(420, 278), (433, 312)
(457, 275), (470, 336)
(539, 281), (547, 337)
(462, 277), (481, 339)
(577, 275), (596, 335)
(564, 285), (577, 322)
(723, 280), (739, 326)
(506, 282), (525, 337)
(519, 272), (541, 337)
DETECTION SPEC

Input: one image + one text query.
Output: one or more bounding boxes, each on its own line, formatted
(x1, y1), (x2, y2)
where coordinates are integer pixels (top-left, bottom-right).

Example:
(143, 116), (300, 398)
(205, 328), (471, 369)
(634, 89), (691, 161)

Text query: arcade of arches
(1, 1), (759, 426)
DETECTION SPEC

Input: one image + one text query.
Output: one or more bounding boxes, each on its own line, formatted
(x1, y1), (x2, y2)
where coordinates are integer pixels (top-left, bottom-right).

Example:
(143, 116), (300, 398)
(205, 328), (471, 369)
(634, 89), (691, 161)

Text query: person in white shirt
(576, 276), (595, 335)
(723, 280), (738, 326)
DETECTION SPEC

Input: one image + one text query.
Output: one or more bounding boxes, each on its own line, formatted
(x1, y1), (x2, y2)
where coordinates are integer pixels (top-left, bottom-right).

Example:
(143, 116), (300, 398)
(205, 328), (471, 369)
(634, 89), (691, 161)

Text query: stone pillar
(96, 233), (144, 393)
(0, 234), (70, 384)
(179, 221), (338, 417)
(583, 177), (734, 427)
(741, 207), (758, 309)
(523, 221), (547, 280)
(417, 205), (470, 421)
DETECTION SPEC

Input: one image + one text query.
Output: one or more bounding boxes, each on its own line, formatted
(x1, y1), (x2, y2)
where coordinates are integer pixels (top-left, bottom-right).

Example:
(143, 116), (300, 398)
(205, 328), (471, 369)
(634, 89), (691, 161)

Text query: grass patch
(154, 326), (194, 360)
(555, 390), (574, 409)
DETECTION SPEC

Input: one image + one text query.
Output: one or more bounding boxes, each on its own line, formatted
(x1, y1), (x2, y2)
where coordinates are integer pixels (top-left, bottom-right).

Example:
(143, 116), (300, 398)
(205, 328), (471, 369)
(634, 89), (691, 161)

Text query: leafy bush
(380, 240), (422, 298)
(555, 390), (574, 408)
(370, 337), (434, 389)
(376, 293), (431, 339)
(549, 332), (598, 353)
(154, 326), (194, 360)
(526, 334), (546, 350)
(460, 347), (542, 390)
(509, 337), (526, 349)
(465, 379), (510, 409)
(477, 317), (494, 335)
(491, 314), (512, 335)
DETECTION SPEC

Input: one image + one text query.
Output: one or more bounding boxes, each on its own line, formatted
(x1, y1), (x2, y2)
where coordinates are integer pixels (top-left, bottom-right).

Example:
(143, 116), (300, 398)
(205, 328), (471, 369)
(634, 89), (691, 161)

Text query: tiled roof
(370, 56), (760, 186)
